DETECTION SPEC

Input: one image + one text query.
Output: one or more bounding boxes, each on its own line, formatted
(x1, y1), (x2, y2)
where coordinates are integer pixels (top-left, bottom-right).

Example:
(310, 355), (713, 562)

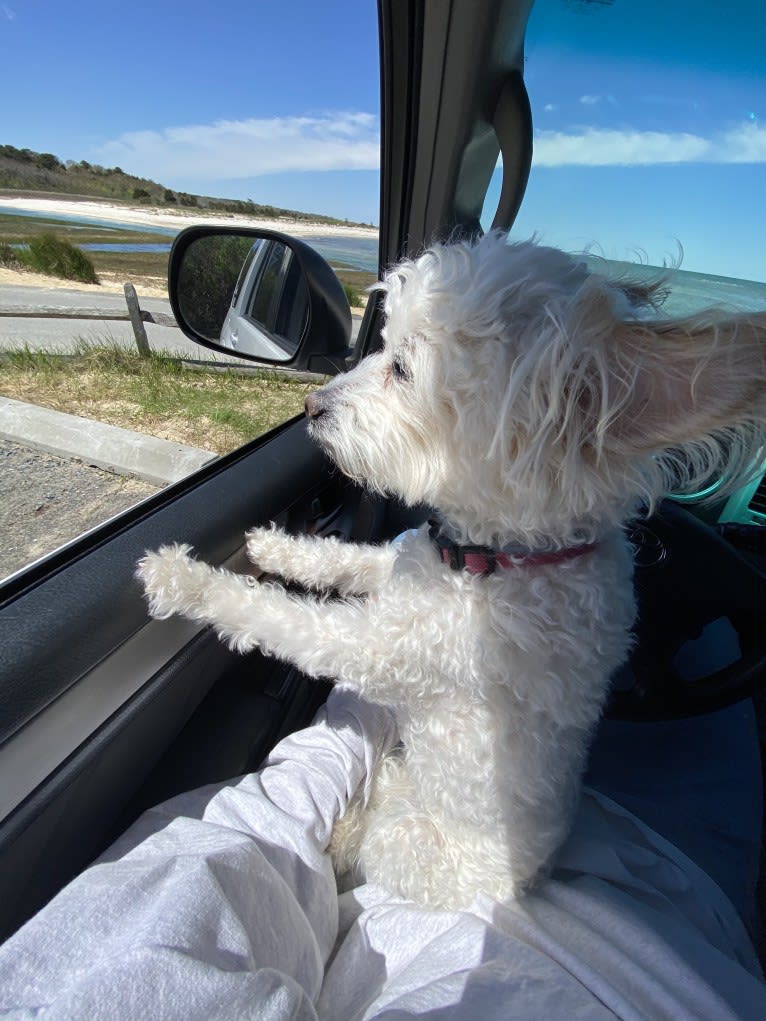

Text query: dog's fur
(137, 232), (766, 909)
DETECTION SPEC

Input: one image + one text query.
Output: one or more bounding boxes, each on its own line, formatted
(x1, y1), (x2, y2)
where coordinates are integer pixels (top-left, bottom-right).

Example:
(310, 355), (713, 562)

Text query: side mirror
(168, 226), (354, 374)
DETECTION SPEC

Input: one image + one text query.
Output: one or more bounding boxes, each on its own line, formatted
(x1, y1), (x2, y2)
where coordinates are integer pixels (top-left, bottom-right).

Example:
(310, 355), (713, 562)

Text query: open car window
(483, 0), (766, 307)
(0, 4), (380, 583)
(481, 0), (766, 522)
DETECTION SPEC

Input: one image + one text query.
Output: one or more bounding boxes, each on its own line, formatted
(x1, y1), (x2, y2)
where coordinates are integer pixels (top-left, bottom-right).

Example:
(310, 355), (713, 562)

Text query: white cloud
(532, 122), (766, 167)
(543, 103), (558, 113)
(719, 121), (766, 162)
(579, 94), (601, 105)
(94, 112), (379, 181)
(93, 112), (766, 183)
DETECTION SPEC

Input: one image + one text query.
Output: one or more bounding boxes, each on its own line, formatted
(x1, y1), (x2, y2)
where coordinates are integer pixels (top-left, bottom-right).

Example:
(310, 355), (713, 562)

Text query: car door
(0, 0), (532, 940)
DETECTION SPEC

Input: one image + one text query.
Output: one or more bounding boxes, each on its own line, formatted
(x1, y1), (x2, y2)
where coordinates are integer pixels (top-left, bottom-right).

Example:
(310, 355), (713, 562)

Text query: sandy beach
(0, 264), (170, 297)
(0, 195), (379, 240)
(0, 195), (378, 298)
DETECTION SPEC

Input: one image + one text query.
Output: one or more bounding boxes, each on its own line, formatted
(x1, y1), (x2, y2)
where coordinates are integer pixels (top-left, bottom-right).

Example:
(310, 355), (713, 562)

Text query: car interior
(0, 0), (764, 946)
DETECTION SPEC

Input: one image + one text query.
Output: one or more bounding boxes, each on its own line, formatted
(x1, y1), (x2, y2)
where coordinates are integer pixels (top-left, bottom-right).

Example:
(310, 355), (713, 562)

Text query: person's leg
(584, 700), (763, 927)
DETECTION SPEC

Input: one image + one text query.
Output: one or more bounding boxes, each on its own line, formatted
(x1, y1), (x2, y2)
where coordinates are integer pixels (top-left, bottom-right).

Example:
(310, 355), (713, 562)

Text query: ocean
(580, 257), (766, 319)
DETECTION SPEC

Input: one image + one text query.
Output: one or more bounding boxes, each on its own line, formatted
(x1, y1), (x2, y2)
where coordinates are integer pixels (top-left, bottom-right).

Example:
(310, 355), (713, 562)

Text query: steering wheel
(606, 500), (766, 720)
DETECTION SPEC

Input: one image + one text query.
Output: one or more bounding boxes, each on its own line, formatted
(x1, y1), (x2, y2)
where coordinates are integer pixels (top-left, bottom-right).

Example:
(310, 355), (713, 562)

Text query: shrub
(20, 233), (100, 284)
(0, 242), (21, 268)
(35, 152), (64, 172)
(342, 281), (362, 307)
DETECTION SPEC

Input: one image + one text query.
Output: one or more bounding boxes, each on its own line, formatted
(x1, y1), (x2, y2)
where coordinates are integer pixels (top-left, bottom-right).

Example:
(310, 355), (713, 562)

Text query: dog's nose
(304, 392), (326, 420)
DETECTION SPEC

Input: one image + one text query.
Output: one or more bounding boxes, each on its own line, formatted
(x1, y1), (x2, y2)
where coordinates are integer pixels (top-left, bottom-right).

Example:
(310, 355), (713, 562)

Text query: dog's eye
(391, 355), (411, 382)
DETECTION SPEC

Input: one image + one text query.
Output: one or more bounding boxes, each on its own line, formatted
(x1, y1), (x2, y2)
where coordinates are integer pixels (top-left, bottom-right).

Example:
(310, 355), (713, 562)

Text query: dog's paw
(136, 543), (200, 619)
(245, 523), (286, 574)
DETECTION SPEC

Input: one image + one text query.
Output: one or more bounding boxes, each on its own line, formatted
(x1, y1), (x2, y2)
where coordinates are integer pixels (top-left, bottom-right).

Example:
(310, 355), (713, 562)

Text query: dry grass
(0, 344), (318, 454)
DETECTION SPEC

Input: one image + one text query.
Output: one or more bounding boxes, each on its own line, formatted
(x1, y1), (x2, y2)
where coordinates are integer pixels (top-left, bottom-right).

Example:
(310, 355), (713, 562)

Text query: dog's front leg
(246, 525), (395, 596)
(137, 544), (411, 702)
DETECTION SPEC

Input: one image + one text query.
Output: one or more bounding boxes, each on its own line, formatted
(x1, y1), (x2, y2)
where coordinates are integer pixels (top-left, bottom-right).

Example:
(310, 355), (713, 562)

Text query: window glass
(479, 0), (766, 518)
(483, 0), (766, 314)
(274, 257), (310, 350)
(0, 1), (380, 581)
(248, 242), (289, 328)
(231, 239), (264, 308)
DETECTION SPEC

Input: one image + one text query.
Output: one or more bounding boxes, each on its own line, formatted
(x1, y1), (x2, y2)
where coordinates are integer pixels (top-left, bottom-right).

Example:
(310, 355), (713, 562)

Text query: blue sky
(1, 0), (764, 280)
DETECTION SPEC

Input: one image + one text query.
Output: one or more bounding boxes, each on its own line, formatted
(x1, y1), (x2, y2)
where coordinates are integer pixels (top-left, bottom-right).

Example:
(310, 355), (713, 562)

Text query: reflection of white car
(220, 238), (310, 361)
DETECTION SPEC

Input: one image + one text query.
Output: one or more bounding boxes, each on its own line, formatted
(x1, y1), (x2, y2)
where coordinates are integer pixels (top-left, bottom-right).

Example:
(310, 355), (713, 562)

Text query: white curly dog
(138, 231), (765, 909)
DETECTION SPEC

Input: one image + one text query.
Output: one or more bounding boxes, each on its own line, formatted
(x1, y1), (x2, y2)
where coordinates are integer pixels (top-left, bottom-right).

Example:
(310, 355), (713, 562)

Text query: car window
(0, 2), (380, 582)
(478, 0), (766, 521)
(231, 240), (264, 308)
(248, 242), (287, 327)
(273, 257), (310, 349)
(483, 0), (766, 315)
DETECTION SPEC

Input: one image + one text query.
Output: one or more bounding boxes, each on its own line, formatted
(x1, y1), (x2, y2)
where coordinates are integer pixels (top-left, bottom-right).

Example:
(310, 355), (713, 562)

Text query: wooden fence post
(123, 282), (151, 357)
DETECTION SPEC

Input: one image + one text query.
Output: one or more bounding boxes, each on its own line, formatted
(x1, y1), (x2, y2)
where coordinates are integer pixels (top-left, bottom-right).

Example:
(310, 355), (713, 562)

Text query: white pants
(0, 689), (762, 1020)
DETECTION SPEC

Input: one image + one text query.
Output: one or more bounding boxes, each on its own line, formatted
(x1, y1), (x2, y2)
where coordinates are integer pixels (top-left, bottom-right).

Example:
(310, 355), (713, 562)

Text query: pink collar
(429, 521), (596, 576)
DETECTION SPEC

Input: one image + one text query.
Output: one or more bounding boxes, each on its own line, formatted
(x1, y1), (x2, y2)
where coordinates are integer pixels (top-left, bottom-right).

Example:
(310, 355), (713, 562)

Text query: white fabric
(0, 688), (763, 1020)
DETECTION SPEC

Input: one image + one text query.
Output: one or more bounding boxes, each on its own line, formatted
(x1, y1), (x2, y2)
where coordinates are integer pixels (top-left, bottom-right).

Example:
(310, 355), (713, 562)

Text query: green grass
(0, 342), (319, 454)
(87, 248), (169, 280)
(342, 281), (362, 307)
(332, 264), (376, 307)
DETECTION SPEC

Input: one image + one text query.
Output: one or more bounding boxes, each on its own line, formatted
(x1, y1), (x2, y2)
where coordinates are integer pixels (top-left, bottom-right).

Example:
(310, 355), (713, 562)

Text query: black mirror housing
(168, 225), (354, 374)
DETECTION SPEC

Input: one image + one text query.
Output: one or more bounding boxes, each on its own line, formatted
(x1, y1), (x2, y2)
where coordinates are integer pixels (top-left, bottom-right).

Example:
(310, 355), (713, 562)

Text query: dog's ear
(555, 278), (766, 501)
(611, 310), (766, 455)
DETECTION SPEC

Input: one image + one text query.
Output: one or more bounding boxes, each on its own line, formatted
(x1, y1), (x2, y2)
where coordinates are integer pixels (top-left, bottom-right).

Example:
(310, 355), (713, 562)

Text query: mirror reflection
(176, 234), (310, 361)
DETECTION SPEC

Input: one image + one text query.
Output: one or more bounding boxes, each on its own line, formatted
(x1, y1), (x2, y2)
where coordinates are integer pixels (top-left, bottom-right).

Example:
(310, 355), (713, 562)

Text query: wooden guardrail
(0, 282), (177, 356)
(0, 287), (343, 378)
(123, 282), (151, 356)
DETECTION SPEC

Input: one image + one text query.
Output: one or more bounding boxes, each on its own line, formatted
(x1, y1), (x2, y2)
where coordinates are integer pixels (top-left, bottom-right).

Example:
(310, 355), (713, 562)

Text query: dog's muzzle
(305, 392), (328, 421)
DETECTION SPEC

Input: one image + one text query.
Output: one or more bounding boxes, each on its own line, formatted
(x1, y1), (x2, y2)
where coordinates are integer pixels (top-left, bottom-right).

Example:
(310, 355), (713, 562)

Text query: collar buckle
(431, 527), (463, 570)
(429, 520), (498, 575)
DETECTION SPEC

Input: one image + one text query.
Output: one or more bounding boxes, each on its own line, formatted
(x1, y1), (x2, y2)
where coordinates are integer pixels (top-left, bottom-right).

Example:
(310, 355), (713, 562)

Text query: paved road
(0, 283), (172, 315)
(0, 282), (202, 357)
(0, 314), (200, 357)
(0, 439), (158, 581)
(0, 283), (363, 356)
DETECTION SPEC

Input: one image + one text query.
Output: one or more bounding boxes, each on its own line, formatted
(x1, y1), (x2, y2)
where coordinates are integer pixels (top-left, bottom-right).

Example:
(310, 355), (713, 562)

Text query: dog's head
(306, 232), (765, 545)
